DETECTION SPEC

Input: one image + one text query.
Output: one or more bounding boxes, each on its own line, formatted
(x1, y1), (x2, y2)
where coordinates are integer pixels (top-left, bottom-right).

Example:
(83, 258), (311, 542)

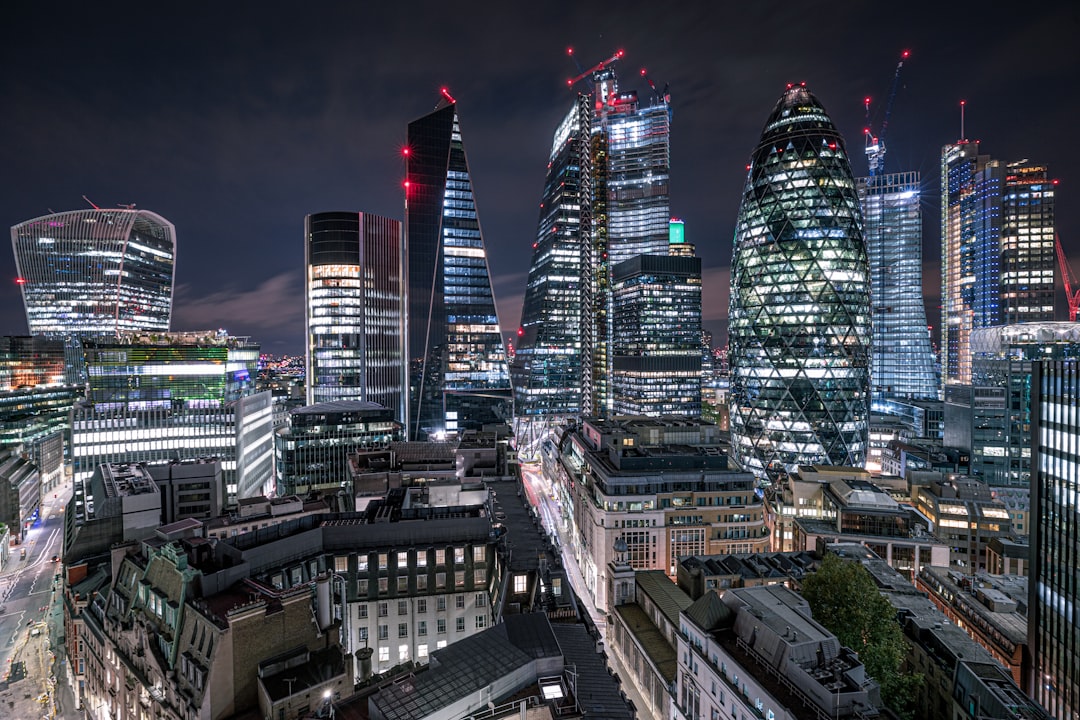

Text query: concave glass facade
(406, 102), (511, 440)
(857, 172), (938, 401)
(305, 211), (405, 421)
(728, 85), (871, 478)
(511, 96), (591, 446)
(11, 208), (175, 338)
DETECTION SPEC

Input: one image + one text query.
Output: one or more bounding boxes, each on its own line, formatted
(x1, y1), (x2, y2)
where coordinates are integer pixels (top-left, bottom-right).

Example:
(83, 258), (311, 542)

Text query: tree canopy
(801, 553), (922, 720)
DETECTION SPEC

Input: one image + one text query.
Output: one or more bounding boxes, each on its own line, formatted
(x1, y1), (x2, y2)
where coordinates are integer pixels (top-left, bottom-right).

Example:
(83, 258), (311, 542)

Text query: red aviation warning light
(440, 87), (456, 104)
(15, 277), (26, 284)
(401, 147), (410, 156)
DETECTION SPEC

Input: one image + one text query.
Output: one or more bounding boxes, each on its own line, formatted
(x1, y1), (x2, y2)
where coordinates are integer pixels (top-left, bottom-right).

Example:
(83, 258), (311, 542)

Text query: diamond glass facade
(728, 85), (871, 478)
(406, 103), (511, 440)
(11, 209), (175, 338)
(857, 172), (938, 401)
(305, 211), (405, 420)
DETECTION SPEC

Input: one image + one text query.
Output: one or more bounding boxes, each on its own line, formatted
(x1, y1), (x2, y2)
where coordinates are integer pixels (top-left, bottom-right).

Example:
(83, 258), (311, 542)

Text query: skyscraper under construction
(511, 53), (677, 453)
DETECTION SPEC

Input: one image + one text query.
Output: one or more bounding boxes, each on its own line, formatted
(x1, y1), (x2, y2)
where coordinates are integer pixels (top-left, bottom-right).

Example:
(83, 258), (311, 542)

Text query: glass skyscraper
(305, 211), (405, 421)
(941, 141), (1003, 387)
(405, 101), (511, 440)
(11, 208), (175, 338)
(513, 59), (674, 432)
(857, 172), (938, 401)
(1030, 359), (1080, 720)
(611, 242), (701, 417)
(1001, 161), (1056, 324)
(728, 84), (871, 479)
(511, 96), (591, 449)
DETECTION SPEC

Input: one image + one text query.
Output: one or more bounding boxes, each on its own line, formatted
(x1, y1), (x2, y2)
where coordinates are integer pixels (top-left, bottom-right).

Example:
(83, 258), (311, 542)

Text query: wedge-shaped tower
(405, 101), (512, 440)
(728, 84), (871, 478)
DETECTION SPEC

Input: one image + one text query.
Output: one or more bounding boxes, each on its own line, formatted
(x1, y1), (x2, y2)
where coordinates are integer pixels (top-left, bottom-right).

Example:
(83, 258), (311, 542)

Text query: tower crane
(864, 49), (910, 177)
(639, 67), (670, 104)
(566, 49), (624, 89)
(1055, 233), (1080, 321)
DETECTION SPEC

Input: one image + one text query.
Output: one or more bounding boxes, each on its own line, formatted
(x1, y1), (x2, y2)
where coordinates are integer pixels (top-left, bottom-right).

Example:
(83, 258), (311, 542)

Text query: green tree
(801, 553), (923, 720)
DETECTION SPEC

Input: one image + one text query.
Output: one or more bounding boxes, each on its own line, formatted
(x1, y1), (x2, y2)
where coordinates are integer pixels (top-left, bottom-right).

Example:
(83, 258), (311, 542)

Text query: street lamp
(321, 688), (335, 719)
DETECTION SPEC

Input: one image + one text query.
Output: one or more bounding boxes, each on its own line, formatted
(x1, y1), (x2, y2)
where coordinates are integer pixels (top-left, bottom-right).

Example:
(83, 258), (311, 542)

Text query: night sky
(3, 2), (1078, 355)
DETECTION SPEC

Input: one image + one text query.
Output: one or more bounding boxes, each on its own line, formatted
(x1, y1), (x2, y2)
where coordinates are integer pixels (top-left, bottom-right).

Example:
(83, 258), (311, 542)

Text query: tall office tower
(72, 332), (272, 502)
(857, 172), (939, 402)
(405, 99), (512, 441)
(941, 141), (1003, 388)
(511, 96), (592, 455)
(602, 70), (672, 267)
(304, 212), (405, 421)
(728, 84), (872, 479)
(610, 235), (701, 416)
(1001, 161), (1056, 324)
(1029, 359), (1080, 719)
(11, 208), (175, 338)
(514, 58), (672, 427)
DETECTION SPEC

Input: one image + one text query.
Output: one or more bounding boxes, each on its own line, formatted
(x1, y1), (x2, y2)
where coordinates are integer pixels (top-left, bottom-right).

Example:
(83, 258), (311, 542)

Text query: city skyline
(2, 4), (1078, 354)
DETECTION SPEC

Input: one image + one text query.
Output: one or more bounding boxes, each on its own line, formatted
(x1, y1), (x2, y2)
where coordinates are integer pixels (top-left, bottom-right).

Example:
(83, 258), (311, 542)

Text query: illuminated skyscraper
(728, 84), (871, 478)
(510, 96), (591, 443)
(513, 57), (673, 434)
(304, 211), (405, 421)
(1029, 359), (1080, 719)
(611, 225), (701, 416)
(857, 172), (938, 401)
(941, 141), (1003, 387)
(11, 208), (175, 338)
(405, 100), (511, 440)
(1001, 161), (1056, 324)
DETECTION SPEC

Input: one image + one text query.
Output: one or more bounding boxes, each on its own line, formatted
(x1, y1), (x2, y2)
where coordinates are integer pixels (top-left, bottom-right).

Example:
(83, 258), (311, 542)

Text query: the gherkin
(728, 84), (871, 479)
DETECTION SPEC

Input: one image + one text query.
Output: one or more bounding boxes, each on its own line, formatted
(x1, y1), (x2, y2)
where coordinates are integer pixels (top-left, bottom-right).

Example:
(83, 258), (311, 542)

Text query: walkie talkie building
(728, 84), (871, 479)
(11, 208), (175, 338)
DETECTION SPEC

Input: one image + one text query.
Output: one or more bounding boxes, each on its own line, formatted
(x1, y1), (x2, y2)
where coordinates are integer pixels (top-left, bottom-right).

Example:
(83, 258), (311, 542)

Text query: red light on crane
(901, 50), (910, 59)
(640, 68), (647, 76)
(517, 327), (525, 337)
(440, 87), (456, 104)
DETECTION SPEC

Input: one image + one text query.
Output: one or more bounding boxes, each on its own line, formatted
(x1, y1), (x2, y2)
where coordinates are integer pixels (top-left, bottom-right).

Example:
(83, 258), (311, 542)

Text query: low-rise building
(826, 543), (1049, 720)
(916, 566), (1028, 686)
(910, 473), (1013, 571)
(676, 551), (819, 600)
(673, 584), (883, 720)
(0, 445), (41, 542)
(552, 416), (768, 612)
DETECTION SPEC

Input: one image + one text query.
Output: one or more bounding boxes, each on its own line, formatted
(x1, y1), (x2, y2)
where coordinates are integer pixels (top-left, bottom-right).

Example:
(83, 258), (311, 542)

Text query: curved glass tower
(728, 84), (871, 478)
(11, 208), (175, 338)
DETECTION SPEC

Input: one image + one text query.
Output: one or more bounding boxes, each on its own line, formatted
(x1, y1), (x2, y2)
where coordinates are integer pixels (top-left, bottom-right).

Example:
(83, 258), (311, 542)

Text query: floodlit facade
(11, 208), (175, 338)
(857, 172), (938, 401)
(71, 332), (272, 503)
(941, 141), (1003, 388)
(511, 96), (591, 451)
(1030, 360), (1080, 720)
(728, 84), (871, 478)
(405, 101), (511, 440)
(304, 211), (405, 421)
(1001, 161), (1056, 324)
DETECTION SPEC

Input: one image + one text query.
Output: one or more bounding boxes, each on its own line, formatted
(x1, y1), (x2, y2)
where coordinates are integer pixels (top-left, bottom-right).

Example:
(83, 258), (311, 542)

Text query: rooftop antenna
(82, 195), (100, 210)
(118, 203), (137, 209)
(960, 100), (966, 141)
